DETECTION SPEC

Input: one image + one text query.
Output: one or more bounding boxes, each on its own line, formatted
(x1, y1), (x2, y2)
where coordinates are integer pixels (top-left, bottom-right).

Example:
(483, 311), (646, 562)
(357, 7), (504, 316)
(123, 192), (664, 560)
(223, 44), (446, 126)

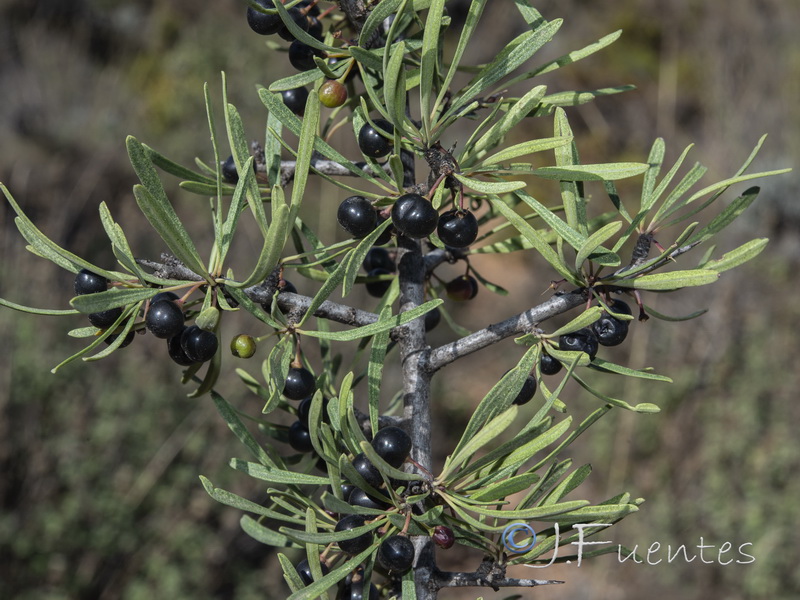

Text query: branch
(427, 290), (588, 372)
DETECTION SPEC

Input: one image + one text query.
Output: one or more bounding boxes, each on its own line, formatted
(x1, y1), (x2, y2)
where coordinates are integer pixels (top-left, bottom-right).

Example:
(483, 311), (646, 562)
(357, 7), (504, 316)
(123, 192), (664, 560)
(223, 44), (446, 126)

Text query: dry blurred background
(1, 1), (798, 599)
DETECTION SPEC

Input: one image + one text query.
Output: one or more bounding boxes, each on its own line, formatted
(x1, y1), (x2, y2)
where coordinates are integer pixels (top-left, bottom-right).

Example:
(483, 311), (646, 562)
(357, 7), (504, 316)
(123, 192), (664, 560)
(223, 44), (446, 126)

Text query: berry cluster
(73, 269), (220, 365)
(287, 419), (419, 595)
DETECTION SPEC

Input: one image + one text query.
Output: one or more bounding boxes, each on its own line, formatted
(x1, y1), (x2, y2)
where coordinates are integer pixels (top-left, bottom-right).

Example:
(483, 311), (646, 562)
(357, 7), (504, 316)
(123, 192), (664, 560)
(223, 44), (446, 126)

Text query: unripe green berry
(230, 334), (257, 358)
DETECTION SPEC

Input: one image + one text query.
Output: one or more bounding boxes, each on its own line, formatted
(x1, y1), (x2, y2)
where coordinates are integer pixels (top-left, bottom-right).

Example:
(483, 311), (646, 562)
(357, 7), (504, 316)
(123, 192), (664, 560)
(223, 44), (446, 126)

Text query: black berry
(283, 366), (316, 400)
(74, 268), (107, 295)
(592, 313), (629, 346)
(151, 291), (180, 304)
(559, 328), (599, 360)
(341, 579), (379, 600)
(280, 279), (298, 294)
(295, 559), (329, 586)
(365, 268), (393, 298)
(104, 331), (135, 348)
(351, 453), (383, 489)
(348, 488), (389, 511)
(246, 0), (282, 35)
(377, 535), (415, 573)
(318, 80), (347, 108)
(88, 307), (122, 329)
(180, 325), (219, 363)
(281, 86), (310, 115)
(445, 275), (478, 301)
(424, 306), (441, 331)
(512, 374), (537, 405)
(298, 396), (329, 425)
(288, 421), (314, 453)
(222, 155), (239, 183)
(335, 515), (373, 554)
(391, 193), (438, 238)
(145, 300), (184, 339)
(437, 209), (479, 248)
(363, 247), (395, 273)
(277, 7), (310, 42)
(289, 40), (318, 71)
(167, 328), (195, 365)
(338, 196), (378, 238)
(540, 353), (562, 375)
(357, 119), (394, 158)
(371, 426), (411, 468)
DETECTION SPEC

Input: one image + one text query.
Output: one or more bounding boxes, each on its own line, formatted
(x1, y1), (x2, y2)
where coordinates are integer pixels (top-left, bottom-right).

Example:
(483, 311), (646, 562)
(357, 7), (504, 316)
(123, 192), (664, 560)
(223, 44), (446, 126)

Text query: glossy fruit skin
(104, 331), (135, 348)
(351, 453), (383, 489)
(167, 328), (195, 365)
(306, 16), (323, 40)
(424, 306), (441, 331)
(88, 307), (122, 329)
(363, 247), (395, 273)
(289, 40), (318, 71)
(288, 421), (314, 452)
(246, 0), (282, 35)
(230, 334), (257, 358)
(151, 291), (180, 304)
(181, 326), (219, 363)
(319, 80), (348, 108)
(74, 268), (108, 295)
(281, 86), (310, 115)
(296, 559), (330, 586)
(377, 535), (415, 573)
(335, 515), (373, 554)
(559, 328), (599, 360)
(365, 268), (392, 298)
(357, 119), (394, 158)
(540, 353), (563, 376)
(371, 426), (411, 468)
(277, 7), (310, 41)
(280, 279), (298, 294)
(592, 313), (629, 346)
(391, 193), (438, 238)
(433, 525), (455, 549)
(348, 488), (389, 511)
(145, 300), (184, 339)
(283, 366), (316, 400)
(437, 209), (479, 248)
(338, 196), (378, 238)
(222, 155), (239, 183)
(512, 374), (537, 405)
(445, 275), (478, 301)
(340, 579), (379, 600)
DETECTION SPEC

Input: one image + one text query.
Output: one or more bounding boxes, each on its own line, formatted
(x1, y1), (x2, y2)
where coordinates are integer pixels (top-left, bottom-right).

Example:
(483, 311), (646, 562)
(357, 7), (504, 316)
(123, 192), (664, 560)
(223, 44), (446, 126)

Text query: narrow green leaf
(267, 69), (326, 92)
(420, 0), (447, 137)
(342, 219), (394, 296)
(384, 40), (408, 127)
(232, 201), (289, 289)
(643, 304), (708, 322)
(489, 197), (579, 284)
(702, 238), (769, 273)
(479, 136), (572, 166)
(143, 143), (215, 184)
(0, 297), (78, 316)
(433, 0), (488, 121)
(211, 389), (277, 467)
(300, 299), (442, 342)
(465, 85), (547, 163)
(617, 269), (719, 291)
(547, 306), (602, 338)
(590, 358), (672, 382)
(230, 459), (329, 486)
(513, 189), (585, 251)
(445, 405), (518, 477)
(443, 20), (562, 126)
(218, 156), (255, 267)
(70, 287), (160, 313)
(471, 473), (540, 502)
(574, 221), (622, 270)
(687, 187), (760, 245)
(359, 0), (403, 46)
(572, 373), (660, 413)
(640, 138), (665, 213)
(533, 162), (648, 181)
(241, 515), (295, 547)
(132, 185), (210, 281)
(289, 90), (320, 219)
